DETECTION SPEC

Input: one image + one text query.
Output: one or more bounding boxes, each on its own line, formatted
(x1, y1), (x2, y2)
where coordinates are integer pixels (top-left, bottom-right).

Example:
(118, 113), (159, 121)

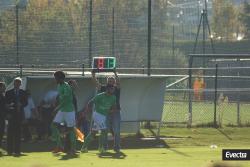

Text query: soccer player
(51, 71), (76, 155)
(64, 79), (78, 153)
(81, 84), (116, 154)
(92, 69), (121, 152)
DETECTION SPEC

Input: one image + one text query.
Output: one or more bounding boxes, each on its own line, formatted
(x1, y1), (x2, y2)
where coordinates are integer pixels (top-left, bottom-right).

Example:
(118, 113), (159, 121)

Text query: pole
(145, 0), (152, 128)
(197, 0), (200, 26)
(202, 10), (206, 54)
(237, 59), (240, 126)
(172, 24), (175, 57)
(147, 0), (151, 76)
(19, 64), (23, 77)
(193, 14), (202, 53)
(237, 92), (240, 126)
(112, 8), (115, 57)
(82, 63), (85, 76)
(202, 0), (207, 67)
(88, 0), (93, 68)
(214, 64), (218, 128)
(205, 0), (208, 12)
(188, 55), (193, 127)
(16, 4), (19, 65)
(205, 13), (215, 53)
(193, 0), (215, 56)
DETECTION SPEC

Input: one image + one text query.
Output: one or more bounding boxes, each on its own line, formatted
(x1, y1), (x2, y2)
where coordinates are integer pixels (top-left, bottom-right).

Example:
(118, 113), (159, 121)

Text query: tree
(239, 1), (250, 38)
(0, 0), (188, 68)
(212, 0), (240, 41)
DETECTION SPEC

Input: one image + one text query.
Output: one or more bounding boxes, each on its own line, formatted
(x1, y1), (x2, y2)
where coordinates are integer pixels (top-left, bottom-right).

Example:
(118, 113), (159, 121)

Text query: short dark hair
(54, 71), (65, 80)
(0, 82), (5, 87)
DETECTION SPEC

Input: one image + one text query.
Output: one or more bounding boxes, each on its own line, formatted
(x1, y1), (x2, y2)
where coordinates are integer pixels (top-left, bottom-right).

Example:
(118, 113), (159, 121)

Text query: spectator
(5, 77), (27, 156)
(0, 82), (6, 148)
(38, 90), (58, 139)
(22, 90), (42, 142)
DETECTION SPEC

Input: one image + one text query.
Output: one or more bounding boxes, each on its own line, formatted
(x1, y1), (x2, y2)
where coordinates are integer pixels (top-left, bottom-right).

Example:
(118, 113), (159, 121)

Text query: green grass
(162, 101), (250, 126)
(1, 127), (250, 167)
(0, 148), (236, 167)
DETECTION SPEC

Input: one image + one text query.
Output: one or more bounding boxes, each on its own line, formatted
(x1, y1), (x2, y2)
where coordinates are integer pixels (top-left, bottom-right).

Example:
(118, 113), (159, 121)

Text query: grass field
(163, 101), (250, 126)
(1, 127), (250, 167)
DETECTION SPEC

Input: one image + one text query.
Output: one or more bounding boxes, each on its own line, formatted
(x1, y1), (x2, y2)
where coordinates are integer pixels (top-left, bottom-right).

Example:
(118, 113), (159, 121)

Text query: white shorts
(53, 111), (76, 127)
(92, 111), (107, 131)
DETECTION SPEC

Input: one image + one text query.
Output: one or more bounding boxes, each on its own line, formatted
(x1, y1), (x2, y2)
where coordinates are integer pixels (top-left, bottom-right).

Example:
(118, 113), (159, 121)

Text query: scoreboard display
(92, 57), (116, 72)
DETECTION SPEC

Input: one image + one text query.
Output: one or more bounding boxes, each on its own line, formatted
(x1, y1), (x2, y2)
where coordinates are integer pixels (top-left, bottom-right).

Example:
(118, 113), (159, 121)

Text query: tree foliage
(239, 1), (250, 38)
(0, 0), (191, 67)
(212, 0), (241, 41)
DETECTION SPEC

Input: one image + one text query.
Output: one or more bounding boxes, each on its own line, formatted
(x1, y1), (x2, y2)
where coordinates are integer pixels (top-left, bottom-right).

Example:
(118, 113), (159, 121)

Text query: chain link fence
(1, 1), (250, 127)
(162, 54), (250, 127)
(1, 0), (250, 70)
(163, 89), (250, 127)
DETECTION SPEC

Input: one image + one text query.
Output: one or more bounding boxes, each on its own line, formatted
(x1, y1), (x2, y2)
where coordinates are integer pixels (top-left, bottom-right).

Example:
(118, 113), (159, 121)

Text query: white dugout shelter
(8, 74), (166, 134)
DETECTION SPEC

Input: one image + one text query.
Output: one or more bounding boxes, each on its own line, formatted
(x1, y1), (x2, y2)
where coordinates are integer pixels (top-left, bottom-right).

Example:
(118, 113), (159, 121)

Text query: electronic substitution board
(92, 57), (116, 72)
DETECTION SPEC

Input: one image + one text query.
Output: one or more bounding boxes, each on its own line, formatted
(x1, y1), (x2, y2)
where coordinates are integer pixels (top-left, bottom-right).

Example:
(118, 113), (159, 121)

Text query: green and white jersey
(57, 82), (74, 112)
(93, 92), (116, 116)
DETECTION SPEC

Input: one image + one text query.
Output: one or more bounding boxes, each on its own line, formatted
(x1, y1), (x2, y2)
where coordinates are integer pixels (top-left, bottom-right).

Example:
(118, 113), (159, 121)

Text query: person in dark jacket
(0, 82), (6, 148)
(5, 77), (27, 156)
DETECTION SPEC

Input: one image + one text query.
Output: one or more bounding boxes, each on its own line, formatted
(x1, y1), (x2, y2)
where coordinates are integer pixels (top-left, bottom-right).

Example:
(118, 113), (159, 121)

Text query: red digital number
(98, 58), (104, 69)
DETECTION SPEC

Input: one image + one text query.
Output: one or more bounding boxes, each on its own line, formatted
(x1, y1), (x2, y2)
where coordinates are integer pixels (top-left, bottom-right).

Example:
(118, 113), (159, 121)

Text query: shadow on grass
(0, 135), (168, 153)
(98, 151), (127, 159)
(0, 141), (54, 154)
(0, 150), (3, 157)
(0, 151), (28, 158)
(59, 153), (80, 160)
(166, 148), (191, 157)
(120, 134), (167, 149)
(216, 128), (232, 140)
(0, 134), (190, 158)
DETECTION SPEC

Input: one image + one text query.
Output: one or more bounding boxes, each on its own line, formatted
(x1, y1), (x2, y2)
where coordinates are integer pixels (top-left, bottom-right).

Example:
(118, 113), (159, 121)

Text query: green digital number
(108, 58), (115, 68)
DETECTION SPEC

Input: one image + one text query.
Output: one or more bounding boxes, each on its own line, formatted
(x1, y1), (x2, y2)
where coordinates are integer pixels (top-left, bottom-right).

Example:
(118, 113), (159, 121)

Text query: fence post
(172, 24), (175, 57)
(146, 1), (151, 128)
(16, 4), (19, 65)
(214, 64), (218, 128)
(147, 0), (151, 76)
(237, 59), (240, 126)
(82, 63), (85, 76)
(112, 8), (115, 58)
(188, 55), (193, 127)
(88, 0), (93, 68)
(147, 0), (152, 127)
(19, 64), (23, 77)
(237, 97), (240, 126)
